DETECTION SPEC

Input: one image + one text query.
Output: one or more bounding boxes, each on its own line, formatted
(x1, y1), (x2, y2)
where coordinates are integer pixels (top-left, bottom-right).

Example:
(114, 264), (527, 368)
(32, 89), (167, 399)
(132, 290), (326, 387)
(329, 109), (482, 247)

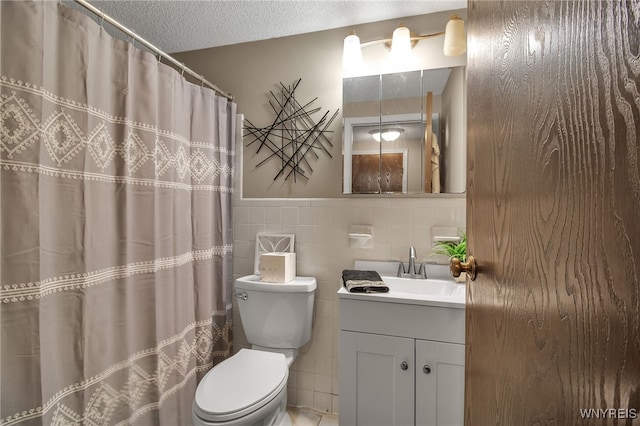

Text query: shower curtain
(0, 2), (235, 425)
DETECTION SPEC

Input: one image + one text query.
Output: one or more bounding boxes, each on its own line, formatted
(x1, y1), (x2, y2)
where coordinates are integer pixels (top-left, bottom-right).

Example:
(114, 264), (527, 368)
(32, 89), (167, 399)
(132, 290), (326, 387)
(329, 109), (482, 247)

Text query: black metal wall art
(244, 78), (339, 182)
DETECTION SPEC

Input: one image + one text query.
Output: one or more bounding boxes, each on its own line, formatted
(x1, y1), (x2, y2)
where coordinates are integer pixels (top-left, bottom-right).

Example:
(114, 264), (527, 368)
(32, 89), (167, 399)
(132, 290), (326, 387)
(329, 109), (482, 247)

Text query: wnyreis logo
(579, 408), (638, 419)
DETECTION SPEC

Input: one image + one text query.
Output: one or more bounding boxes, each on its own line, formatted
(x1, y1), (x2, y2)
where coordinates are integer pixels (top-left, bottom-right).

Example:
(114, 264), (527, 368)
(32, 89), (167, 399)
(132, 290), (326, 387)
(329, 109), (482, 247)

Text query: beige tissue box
(259, 252), (296, 283)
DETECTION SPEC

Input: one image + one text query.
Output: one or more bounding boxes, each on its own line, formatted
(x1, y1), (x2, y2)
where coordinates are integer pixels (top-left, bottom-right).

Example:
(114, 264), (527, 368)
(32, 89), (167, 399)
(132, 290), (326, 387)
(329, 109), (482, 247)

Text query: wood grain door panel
(466, 1), (640, 424)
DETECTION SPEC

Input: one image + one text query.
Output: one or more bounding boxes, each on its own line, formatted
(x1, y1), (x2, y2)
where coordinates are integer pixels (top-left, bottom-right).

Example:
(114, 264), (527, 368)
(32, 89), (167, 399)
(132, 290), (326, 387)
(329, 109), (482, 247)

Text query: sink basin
(337, 274), (465, 308)
(381, 276), (463, 297)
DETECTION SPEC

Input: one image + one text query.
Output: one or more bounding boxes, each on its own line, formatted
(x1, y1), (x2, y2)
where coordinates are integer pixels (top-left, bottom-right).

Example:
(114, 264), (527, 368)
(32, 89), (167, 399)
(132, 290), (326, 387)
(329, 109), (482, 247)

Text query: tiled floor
(287, 407), (338, 426)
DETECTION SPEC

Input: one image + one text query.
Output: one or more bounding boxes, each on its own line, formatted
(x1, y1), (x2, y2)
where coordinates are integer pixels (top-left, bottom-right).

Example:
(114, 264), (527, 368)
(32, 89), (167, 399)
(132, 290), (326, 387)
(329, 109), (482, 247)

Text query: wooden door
(339, 331), (414, 426)
(415, 339), (465, 426)
(466, 1), (640, 424)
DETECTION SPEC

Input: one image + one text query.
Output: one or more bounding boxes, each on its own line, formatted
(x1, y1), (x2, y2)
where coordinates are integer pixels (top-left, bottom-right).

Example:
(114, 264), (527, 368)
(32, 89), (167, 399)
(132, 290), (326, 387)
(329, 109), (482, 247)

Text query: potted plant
(430, 231), (467, 282)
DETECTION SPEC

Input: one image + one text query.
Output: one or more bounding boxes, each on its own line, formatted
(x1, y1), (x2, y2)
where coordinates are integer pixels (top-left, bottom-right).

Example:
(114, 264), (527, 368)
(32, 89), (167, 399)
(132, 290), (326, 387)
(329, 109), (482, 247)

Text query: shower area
(1, 1), (235, 424)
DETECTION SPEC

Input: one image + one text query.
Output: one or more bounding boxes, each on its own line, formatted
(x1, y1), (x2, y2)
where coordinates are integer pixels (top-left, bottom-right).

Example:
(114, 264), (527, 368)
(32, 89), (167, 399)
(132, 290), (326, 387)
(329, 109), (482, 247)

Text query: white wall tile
(315, 374), (332, 394)
(411, 207), (433, 228)
(297, 390), (314, 408)
(315, 207), (335, 227)
(371, 207), (392, 227)
(265, 206), (283, 224)
(350, 206), (372, 225)
(288, 365), (297, 381)
(298, 206), (316, 225)
(313, 392), (332, 413)
(455, 206), (466, 229)
(264, 223), (283, 233)
(248, 224), (266, 239)
(287, 387), (297, 407)
(331, 395), (339, 415)
(297, 351), (315, 373)
(297, 372), (314, 391)
(315, 300), (333, 321)
(234, 206), (249, 224)
(249, 207), (265, 224)
(234, 240), (253, 259)
(234, 222), (250, 242)
(432, 206), (456, 227)
(282, 207), (298, 225)
(296, 226), (315, 244)
(391, 207), (412, 228)
(315, 354), (332, 376)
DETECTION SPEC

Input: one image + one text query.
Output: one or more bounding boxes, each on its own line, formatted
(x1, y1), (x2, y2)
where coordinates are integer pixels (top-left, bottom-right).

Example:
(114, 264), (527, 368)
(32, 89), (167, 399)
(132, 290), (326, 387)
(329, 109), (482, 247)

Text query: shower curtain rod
(72, 0), (234, 101)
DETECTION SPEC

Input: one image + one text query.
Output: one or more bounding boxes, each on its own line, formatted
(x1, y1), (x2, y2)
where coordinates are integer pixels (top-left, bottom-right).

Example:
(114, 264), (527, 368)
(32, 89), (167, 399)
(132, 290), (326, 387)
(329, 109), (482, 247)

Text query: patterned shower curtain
(0, 1), (235, 425)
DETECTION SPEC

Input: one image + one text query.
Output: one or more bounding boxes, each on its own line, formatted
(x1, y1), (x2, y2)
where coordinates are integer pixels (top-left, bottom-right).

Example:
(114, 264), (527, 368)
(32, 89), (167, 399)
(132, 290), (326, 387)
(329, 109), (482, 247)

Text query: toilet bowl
(193, 349), (290, 426)
(193, 275), (316, 426)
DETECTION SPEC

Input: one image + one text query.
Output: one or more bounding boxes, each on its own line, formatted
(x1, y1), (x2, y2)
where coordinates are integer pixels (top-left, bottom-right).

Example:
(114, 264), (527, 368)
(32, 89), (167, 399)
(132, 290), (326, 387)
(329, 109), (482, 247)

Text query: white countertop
(337, 275), (466, 309)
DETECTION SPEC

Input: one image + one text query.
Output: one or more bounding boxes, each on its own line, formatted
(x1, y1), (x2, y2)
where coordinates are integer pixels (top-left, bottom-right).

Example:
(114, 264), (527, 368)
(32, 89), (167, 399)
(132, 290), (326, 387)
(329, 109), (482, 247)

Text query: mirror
(342, 66), (466, 195)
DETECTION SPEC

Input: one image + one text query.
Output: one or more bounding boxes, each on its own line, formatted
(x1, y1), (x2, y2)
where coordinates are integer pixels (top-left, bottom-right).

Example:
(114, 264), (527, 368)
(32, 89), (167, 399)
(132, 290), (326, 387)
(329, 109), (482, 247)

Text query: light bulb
(444, 15), (466, 56)
(390, 25), (412, 60)
(381, 130), (402, 142)
(343, 32), (363, 74)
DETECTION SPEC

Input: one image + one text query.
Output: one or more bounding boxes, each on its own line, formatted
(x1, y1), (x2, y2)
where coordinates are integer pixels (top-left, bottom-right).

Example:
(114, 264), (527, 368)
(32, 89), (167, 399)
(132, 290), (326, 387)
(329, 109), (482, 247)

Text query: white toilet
(193, 274), (316, 426)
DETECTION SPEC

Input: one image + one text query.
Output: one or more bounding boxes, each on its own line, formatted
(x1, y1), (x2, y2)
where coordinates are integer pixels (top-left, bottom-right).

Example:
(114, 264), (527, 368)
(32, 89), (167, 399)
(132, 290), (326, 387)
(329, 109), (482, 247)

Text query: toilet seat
(194, 349), (288, 423)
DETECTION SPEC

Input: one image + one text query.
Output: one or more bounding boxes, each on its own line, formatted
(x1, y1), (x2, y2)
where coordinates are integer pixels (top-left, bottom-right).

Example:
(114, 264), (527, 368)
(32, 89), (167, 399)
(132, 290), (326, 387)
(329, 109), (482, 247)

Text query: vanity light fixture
(389, 25), (413, 60)
(343, 15), (466, 73)
(369, 127), (405, 142)
(443, 15), (466, 56)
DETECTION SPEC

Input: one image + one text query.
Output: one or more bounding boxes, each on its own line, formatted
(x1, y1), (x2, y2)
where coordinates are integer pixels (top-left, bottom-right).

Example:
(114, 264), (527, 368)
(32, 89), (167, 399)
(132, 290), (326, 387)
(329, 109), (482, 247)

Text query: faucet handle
(397, 262), (406, 277)
(417, 263), (428, 279)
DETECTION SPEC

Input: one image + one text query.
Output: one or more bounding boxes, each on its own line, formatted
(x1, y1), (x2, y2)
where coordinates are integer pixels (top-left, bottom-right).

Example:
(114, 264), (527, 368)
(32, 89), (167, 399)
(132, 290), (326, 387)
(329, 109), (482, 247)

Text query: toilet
(193, 274), (316, 426)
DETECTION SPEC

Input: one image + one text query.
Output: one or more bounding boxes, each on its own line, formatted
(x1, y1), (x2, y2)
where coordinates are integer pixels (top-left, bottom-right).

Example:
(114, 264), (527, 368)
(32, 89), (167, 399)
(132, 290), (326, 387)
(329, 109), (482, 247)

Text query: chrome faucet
(397, 246), (427, 278)
(408, 246), (417, 275)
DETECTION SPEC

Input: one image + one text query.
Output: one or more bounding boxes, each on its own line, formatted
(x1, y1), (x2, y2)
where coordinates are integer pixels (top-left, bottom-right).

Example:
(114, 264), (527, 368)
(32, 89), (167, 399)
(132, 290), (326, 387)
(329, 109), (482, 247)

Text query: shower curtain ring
(100, 11), (105, 28)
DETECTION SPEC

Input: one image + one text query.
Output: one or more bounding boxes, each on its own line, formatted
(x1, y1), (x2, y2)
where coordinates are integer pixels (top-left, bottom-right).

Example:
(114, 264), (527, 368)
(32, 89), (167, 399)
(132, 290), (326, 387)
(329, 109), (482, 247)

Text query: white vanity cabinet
(415, 339), (465, 426)
(340, 332), (414, 426)
(338, 290), (465, 426)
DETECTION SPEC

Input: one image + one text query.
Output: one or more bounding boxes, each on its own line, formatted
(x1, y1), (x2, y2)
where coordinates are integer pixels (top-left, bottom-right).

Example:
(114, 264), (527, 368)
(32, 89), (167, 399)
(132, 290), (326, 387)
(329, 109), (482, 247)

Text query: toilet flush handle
(236, 291), (248, 300)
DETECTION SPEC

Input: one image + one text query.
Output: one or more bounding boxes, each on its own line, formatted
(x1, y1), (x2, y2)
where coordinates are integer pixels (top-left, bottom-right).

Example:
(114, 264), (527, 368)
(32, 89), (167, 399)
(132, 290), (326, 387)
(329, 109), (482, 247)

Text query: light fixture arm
(410, 32), (446, 42)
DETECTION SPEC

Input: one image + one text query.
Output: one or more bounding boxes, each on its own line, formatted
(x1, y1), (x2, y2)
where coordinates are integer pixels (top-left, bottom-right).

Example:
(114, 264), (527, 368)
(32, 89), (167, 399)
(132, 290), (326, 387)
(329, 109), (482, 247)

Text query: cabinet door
(416, 340), (465, 426)
(339, 331), (414, 426)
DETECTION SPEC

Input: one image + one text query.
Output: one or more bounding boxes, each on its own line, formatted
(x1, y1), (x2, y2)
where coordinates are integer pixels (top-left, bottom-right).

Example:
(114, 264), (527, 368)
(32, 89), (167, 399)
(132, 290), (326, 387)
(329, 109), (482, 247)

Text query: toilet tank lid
(235, 275), (317, 293)
(194, 349), (288, 418)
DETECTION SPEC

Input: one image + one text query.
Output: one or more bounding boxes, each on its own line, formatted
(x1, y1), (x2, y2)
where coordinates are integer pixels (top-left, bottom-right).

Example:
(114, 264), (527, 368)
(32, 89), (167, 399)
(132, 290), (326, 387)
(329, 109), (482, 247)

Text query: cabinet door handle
(400, 361), (409, 370)
(423, 365), (431, 374)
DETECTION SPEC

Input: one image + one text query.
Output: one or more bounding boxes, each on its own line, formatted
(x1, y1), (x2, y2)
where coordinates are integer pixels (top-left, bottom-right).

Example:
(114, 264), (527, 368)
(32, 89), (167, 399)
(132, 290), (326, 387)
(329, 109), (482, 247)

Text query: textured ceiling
(85, 0), (466, 53)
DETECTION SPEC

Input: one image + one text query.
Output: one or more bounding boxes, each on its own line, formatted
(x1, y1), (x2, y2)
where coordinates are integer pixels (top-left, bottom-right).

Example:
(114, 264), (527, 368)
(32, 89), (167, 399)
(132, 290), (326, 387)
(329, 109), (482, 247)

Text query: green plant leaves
(429, 231), (466, 262)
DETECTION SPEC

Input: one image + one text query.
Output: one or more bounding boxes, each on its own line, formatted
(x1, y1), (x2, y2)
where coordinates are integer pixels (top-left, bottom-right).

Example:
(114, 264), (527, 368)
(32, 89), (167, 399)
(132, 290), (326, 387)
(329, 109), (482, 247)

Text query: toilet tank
(235, 275), (316, 349)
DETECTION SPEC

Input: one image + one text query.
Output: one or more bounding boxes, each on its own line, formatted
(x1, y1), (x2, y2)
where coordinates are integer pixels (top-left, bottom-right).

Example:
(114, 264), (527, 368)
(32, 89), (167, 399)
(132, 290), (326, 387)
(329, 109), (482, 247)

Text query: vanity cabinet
(415, 339), (465, 426)
(339, 332), (414, 426)
(338, 295), (465, 426)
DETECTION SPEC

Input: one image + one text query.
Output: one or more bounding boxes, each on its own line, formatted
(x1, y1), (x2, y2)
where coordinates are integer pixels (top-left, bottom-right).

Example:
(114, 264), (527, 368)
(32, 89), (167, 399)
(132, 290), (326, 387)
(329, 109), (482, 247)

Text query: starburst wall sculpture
(244, 79), (339, 182)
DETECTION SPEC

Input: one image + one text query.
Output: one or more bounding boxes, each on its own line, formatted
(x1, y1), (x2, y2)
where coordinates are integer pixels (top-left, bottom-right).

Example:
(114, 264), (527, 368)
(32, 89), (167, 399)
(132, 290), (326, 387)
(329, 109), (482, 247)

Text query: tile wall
(231, 194), (466, 414)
